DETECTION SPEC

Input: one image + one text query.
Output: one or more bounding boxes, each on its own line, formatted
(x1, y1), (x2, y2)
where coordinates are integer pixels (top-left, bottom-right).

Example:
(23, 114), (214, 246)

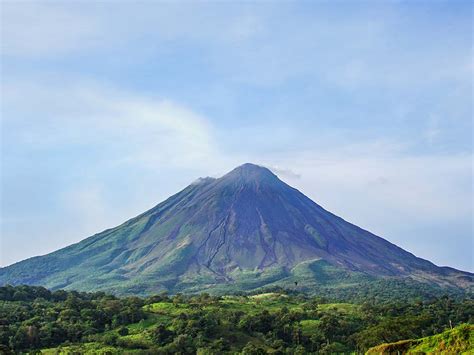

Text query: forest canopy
(0, 285), (472, 354)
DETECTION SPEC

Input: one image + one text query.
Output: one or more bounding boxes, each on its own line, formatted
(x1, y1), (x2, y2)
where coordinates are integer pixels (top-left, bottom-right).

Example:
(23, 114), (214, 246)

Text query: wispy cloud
(2, 80), (222, 169)
(269, 166), (301, 180)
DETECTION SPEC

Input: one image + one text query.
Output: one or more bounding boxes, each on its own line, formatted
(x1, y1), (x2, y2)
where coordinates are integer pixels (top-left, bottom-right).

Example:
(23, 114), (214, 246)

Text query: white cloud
(2, 80), (222, 170)
(266, 146), (472, 223)
(269, 166), (301, 179)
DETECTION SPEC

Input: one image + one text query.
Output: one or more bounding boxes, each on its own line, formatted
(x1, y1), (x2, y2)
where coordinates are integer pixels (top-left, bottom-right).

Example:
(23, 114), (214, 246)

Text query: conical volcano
(0, 163), (471, 295)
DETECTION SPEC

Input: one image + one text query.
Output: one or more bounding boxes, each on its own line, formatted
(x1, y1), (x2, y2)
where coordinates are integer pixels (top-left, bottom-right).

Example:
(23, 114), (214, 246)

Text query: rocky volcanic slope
(0, 163), (472, 295)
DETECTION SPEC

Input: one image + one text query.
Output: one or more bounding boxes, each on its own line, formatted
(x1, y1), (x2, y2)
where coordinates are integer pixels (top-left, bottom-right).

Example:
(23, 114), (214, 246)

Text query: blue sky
(1, 1), (472, 271)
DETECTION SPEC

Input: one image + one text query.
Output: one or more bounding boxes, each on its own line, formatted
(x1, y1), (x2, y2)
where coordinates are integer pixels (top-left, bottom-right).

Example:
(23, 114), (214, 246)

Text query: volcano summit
(1, 163), (472, 295)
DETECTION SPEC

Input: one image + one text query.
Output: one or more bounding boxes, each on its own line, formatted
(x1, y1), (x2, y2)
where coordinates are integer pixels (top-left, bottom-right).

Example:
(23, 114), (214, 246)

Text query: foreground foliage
(366, 323), (473, 354)
(0, 285), (473, 354)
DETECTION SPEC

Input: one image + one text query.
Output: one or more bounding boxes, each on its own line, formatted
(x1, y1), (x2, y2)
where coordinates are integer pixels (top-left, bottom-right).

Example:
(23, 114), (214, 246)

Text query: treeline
(246, 278), (469, 304)
(0, 285), (472, 354)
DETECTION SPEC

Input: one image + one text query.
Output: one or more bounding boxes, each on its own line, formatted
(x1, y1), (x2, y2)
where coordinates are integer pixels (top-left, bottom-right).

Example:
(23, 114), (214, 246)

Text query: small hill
(366, 324), (474, 354)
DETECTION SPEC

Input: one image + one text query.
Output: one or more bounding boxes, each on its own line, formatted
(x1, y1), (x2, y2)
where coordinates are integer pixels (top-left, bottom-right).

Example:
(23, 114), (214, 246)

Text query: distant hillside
(1, 163), (472, 296)
(366, 324), (473, 354)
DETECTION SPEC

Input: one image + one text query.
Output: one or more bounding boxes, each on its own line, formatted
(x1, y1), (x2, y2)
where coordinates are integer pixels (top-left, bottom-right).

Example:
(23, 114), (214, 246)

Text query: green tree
(241, 342), (266, 355)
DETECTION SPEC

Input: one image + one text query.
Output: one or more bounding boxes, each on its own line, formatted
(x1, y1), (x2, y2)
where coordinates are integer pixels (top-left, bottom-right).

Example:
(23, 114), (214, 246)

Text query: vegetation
(0, 285), (473, 354)
(366, 323), (473, 354)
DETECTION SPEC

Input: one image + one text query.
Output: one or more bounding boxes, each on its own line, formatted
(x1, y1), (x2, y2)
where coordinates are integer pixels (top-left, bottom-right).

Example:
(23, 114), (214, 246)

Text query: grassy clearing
(145, 301), (189, 314)
(41, 342), (125, 354)
(317, 302), (360, 314)
(300, 319), (321, 336)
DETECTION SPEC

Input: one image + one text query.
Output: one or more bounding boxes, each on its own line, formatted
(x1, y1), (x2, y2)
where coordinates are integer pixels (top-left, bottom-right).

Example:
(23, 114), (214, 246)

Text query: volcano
(1, 163), (472, 295)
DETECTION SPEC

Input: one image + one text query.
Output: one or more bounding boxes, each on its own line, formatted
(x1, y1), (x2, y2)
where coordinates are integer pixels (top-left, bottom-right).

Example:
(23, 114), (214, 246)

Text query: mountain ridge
(1, 163), (472, 295)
